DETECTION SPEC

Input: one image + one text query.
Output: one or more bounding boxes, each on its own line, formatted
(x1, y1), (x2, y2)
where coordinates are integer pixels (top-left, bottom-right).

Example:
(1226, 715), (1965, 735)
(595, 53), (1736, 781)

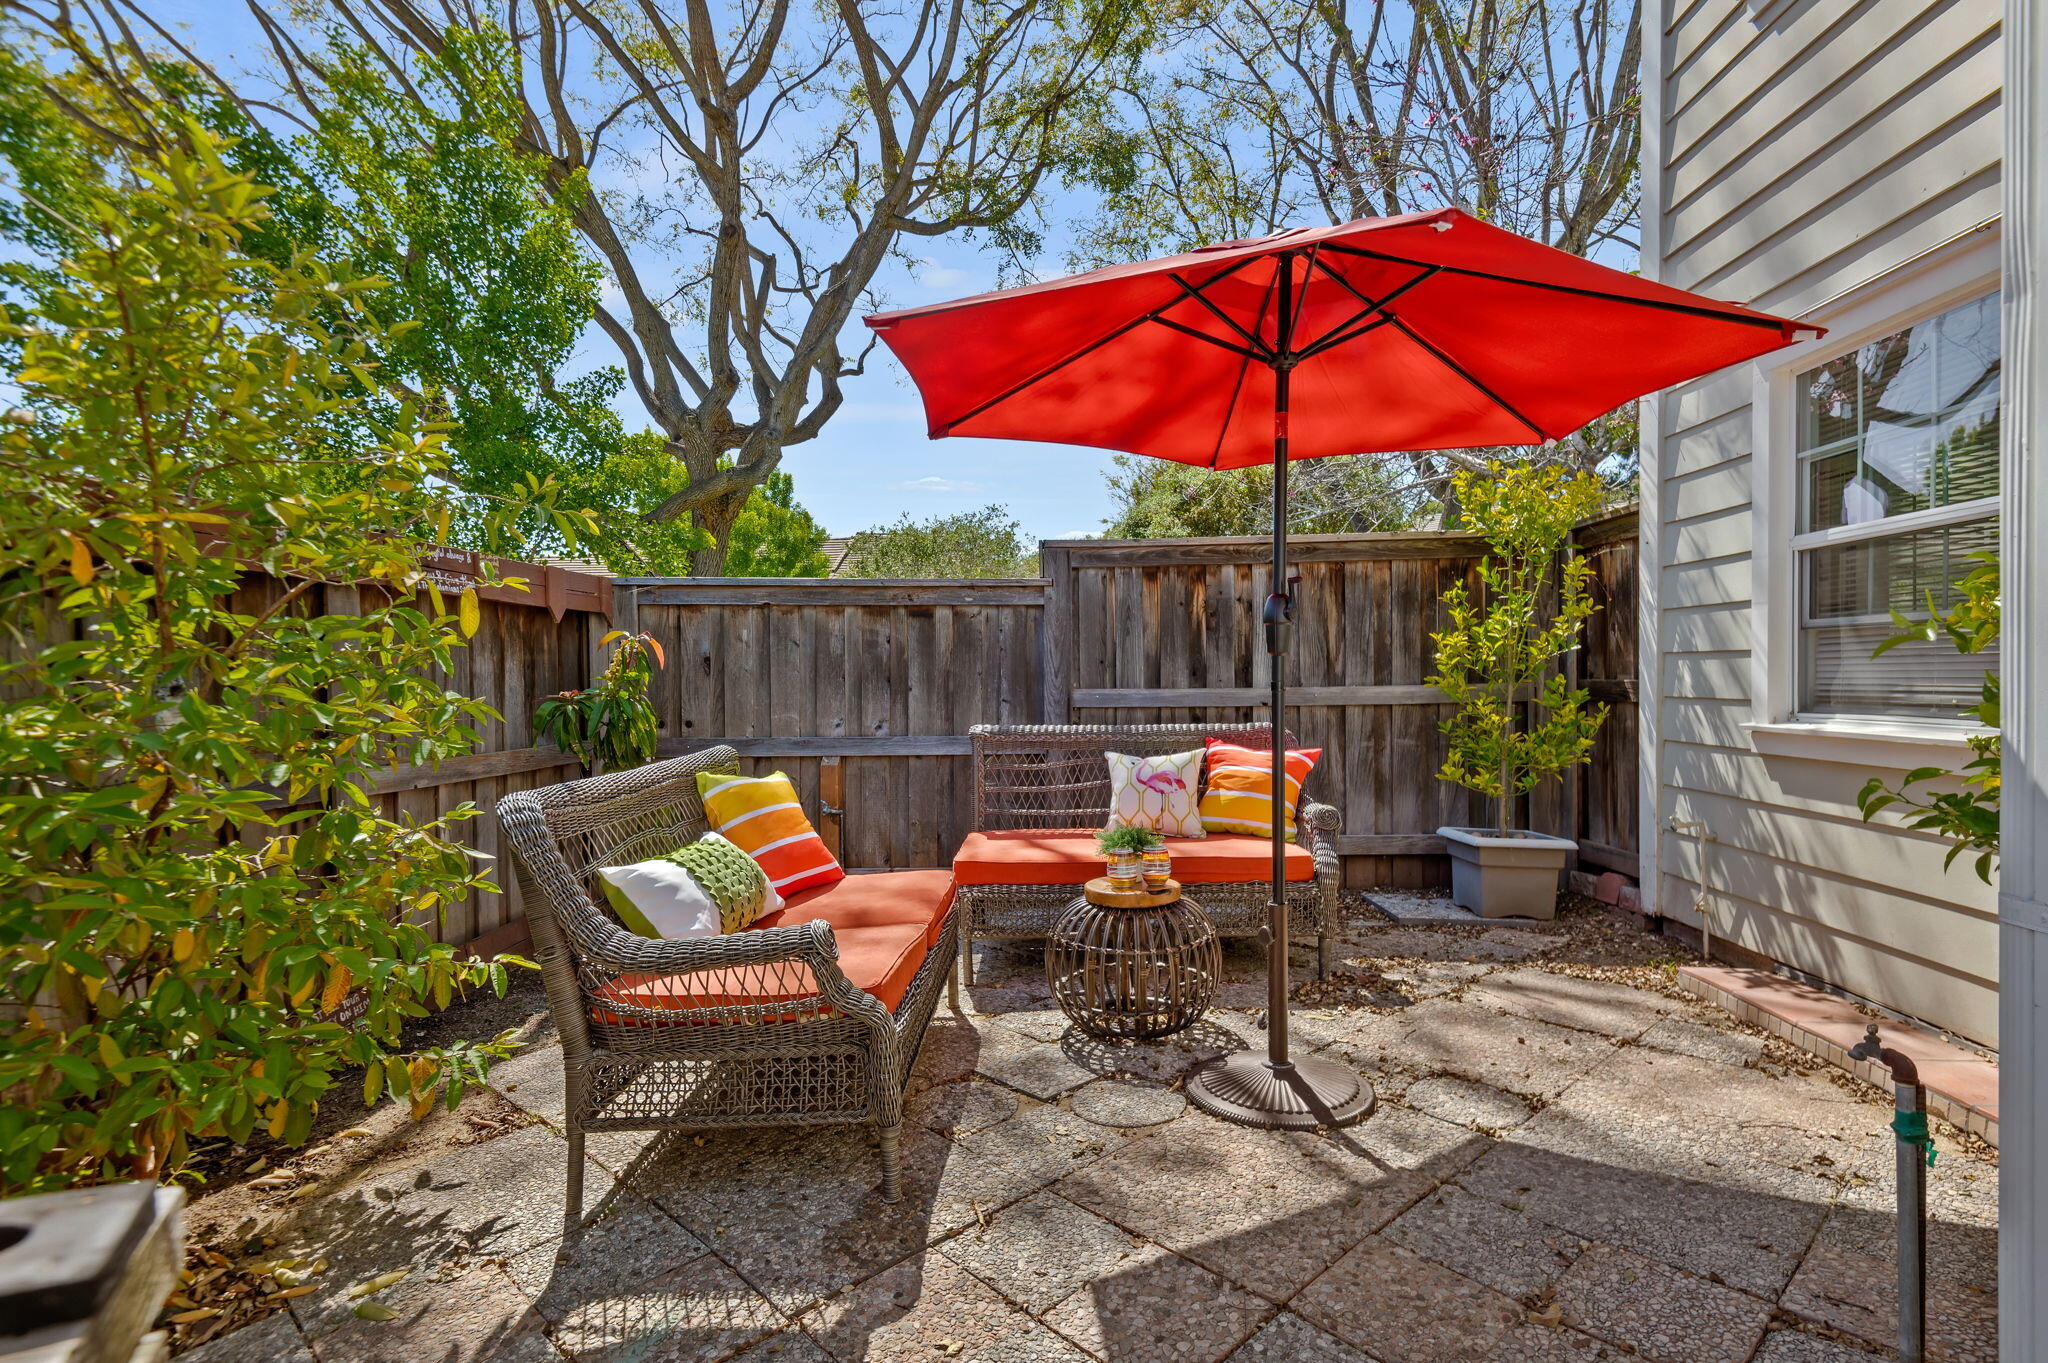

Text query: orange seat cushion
(951, 830), (1313, 886)
(591, 870), (955, 1024)
(757, 868), (957, 951)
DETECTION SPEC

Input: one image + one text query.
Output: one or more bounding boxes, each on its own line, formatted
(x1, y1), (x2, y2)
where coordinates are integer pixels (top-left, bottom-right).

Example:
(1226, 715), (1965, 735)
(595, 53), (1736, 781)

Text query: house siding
(1645, 0), (2002, 1045)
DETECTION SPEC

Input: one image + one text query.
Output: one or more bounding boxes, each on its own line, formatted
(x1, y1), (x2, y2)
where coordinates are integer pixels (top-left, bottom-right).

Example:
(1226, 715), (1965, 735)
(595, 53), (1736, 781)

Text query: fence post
(1039, 543), (1073, 724)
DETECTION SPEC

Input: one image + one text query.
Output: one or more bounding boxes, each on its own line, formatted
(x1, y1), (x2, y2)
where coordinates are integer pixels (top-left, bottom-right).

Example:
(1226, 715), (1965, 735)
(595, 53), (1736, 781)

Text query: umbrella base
(1185, 1051), (1375, 1130)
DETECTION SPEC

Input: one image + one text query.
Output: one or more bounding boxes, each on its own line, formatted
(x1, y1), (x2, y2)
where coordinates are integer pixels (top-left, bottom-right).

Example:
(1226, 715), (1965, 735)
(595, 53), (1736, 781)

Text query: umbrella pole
(1187, 252), (1372, 1131)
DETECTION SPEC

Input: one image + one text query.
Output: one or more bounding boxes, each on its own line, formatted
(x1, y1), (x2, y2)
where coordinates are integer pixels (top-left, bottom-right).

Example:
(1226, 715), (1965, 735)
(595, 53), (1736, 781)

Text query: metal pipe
(1850, 1022), (1929, 1363)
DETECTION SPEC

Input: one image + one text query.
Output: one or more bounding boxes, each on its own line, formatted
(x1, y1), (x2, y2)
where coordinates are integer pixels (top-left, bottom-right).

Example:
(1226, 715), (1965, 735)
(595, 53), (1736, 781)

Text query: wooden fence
(622, 505), (1640, 892)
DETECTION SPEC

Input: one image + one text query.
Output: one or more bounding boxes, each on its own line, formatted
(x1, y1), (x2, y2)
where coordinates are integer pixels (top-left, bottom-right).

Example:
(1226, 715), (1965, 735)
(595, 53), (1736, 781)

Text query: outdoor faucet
(1849, 1022), (1930, 1363)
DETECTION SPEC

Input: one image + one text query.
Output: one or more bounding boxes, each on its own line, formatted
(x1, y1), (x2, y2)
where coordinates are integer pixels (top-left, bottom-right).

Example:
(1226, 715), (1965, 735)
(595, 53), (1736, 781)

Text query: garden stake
(1849, 1021), (1930, 1363)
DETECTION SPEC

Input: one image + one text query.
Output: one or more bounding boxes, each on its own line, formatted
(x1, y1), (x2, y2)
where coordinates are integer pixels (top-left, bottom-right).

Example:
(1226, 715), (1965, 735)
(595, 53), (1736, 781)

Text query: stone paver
(504, 1198), (786, 1361)
(1040, 1243), (1271, 1362)
(1067, 1079), (1187, 1128)
(1556, 1244), (1773, 1363)
(937, 1191), (1144, 1313)
(1384, 1184), (1586, 1298)
(185, 916), (2001, 1363)
(1751, 1328), (1889, 1362)
(1291, 1236), (1524, 1363)
(1456, 1140), (1825, 1299)
(1406, 1076), (1536, 1131)
(1353, 999), (1619, 1099)
(1638, 1013), (1768, 1069)
(1222, 1312), (1380, 1363)
(1466, 969), (1681, 1037)
(798, 1253), (1090, 1363)
(302, 1260), (559, 1363)
(908, 1078), (1023, 1135)
(1780, 1241), (1999, 1363)
(179, 1309), (314, 1363)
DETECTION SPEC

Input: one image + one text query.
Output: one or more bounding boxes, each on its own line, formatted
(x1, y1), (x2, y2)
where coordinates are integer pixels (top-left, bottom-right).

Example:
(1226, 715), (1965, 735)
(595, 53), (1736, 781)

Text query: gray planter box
(1437, 827), (1577, 921)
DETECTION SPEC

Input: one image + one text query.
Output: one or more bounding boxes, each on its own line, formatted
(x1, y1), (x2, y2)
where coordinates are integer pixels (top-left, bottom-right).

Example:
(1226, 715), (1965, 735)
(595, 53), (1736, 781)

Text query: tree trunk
(689, 492), (748, 575)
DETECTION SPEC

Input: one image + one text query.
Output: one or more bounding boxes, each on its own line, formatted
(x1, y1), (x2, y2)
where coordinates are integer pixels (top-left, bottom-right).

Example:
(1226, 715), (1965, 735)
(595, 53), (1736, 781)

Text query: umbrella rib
(1386, 315), (1550, 441)
(1147, 313), (1266, 360)
(1169, 274), (1275, 360)
(1316, 241), (1790, 330)
(1207, 269), (1282, 467)
(1295, 313), (1397, 363)
(930, 254), (1269, 436)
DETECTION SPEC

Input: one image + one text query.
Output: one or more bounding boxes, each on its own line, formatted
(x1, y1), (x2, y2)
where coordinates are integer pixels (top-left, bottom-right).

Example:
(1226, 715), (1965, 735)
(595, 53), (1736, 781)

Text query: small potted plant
(534, 630), (667, 774)
(1429, 462), (1609, 919)
(1096, 825), (1162, 892)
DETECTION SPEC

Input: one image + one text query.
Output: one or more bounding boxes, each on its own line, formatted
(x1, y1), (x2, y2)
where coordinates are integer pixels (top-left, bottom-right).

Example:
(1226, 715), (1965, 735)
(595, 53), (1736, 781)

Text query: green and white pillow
(598, 832), (784, 939)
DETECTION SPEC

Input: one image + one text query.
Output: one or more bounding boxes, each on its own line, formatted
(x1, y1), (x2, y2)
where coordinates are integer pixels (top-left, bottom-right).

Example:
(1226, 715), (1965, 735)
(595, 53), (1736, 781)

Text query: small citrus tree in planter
(534, 630), (667, 774)
(1428, 462), (1610, 919)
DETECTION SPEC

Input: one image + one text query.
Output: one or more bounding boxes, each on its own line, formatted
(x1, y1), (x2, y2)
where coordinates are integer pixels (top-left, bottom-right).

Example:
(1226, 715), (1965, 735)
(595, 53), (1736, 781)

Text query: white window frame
(1746, 232), (2001, 768)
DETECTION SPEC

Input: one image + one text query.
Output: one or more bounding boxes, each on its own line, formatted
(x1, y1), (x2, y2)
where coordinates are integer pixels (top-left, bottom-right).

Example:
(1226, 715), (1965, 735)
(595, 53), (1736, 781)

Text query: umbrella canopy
(865, 207), (1816, 1130)
(866, 207), (1814, 466)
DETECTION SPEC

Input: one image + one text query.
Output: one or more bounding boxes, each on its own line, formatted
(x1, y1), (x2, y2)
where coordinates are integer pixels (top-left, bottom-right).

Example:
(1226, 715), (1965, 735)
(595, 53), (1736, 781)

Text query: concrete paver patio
(175, 905), (1998, 1363)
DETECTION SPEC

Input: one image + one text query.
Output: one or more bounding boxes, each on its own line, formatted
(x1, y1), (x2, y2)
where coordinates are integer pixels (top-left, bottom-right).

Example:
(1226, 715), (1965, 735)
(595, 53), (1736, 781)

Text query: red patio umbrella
(866, 207), (1818, 1130)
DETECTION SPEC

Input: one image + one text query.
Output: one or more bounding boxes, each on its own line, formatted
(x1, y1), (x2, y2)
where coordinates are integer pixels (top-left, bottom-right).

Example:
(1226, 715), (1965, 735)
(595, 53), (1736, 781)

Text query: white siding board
(1664, 456), (1753, 521)
(1660, 695), (1753, 748)
(1666, 0), (1888, 146)
(1666, 368), (1751, 432)
(1679, 91), (1998, 292)
(1660, 784), (2004, 911)
(1671, 0), (1990, 214)
(1668, 0), (1962, 189)
(1661, 837), (1998, 983)
(1693, 107), (2002, 303)
(1667, 409), (1753, 477)
(1752, 171), (2003, 315)
(1666, 505), (1751, 564)
(1661, 652), (1751, 701)
(1660, 555), (1752, 608)
(1661, 601), (1753, 653)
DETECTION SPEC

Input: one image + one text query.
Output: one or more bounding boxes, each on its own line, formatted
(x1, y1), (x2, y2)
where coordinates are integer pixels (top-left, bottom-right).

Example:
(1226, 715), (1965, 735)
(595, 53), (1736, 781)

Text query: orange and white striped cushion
(1196, 739), (1320, 840)
(694, 770), (845, 895)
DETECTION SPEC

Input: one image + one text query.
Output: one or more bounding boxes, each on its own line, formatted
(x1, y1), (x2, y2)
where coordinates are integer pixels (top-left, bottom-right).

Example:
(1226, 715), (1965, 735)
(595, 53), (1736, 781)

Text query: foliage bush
(1429, 462), (1609, 835)
(0, 119), (563, 1192)
(844, 505), (1038, 578)
(1855, 551), (2000, 881)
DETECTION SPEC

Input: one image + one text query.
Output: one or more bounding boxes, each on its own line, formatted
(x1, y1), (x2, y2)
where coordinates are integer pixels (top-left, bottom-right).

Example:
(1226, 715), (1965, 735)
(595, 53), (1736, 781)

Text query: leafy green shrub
(534, 631), (668, 773)
(1856, 551), (2000, 881)
(0, 121), (549, 1191)
(1429, 462), (1609, 834)
(844, 505), (1038, 578)
(1095, 825), (1163, 854)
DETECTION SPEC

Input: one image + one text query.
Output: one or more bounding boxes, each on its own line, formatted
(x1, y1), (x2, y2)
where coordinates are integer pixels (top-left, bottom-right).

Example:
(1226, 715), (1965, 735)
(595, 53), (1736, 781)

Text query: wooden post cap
(1081, 876), (1181, 908)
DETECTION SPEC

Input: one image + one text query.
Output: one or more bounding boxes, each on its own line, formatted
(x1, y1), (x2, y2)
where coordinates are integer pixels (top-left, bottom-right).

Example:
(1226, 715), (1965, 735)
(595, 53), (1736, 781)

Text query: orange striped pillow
(1197, 739), (1320, 840)
(694, 770), (845, 896)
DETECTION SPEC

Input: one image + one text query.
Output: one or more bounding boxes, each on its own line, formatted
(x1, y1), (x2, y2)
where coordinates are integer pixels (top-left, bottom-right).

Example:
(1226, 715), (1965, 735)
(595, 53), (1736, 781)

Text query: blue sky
(147, 1), (1126, 542)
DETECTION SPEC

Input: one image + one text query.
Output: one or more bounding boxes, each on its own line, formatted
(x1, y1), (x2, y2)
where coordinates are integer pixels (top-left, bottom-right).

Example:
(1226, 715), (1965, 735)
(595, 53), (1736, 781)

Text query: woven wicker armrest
(575, 918), (894, 1031)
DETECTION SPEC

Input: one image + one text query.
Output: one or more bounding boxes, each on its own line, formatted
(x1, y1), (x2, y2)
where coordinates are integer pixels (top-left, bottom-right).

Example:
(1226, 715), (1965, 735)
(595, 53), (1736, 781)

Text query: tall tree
(1083, 0), (1642, 519)
(114, 0), (1150, 572)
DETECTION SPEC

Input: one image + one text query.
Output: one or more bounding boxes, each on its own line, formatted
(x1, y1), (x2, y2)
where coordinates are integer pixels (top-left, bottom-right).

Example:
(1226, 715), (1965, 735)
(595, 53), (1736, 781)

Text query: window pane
(1800, 518), (1999, 718)
(1796, 293), (2000, 532)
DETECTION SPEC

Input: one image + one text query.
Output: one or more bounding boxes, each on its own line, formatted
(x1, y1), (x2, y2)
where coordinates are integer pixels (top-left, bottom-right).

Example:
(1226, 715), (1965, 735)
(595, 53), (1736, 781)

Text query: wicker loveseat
(952, 723), (1342, 984)
(496, 748), (955, 1224)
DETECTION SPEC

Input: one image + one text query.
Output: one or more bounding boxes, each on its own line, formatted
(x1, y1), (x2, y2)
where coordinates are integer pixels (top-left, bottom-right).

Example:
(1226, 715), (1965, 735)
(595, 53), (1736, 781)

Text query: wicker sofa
(952, 723), (1342, 984)
(496, 748), (955, 1225)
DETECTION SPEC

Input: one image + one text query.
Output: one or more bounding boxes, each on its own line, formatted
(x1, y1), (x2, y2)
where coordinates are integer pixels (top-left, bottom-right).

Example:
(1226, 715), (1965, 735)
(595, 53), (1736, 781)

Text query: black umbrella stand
(1186, 255), (1374, 1131)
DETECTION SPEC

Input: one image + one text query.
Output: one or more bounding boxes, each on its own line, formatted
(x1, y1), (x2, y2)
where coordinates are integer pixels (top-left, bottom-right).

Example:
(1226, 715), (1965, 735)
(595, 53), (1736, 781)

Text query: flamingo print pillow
(1104, 749), (1206, 838)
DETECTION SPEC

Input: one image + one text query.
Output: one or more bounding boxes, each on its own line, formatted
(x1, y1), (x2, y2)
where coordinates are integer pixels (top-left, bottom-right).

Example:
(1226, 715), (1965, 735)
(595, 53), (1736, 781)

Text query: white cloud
(898, 475), (988, 493)
(915, 259), (975, 290)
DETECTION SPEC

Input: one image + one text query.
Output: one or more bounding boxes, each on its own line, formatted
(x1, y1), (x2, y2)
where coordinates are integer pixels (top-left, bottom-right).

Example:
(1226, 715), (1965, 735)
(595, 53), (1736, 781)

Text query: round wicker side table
(1046, 878), (1221, 1040)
